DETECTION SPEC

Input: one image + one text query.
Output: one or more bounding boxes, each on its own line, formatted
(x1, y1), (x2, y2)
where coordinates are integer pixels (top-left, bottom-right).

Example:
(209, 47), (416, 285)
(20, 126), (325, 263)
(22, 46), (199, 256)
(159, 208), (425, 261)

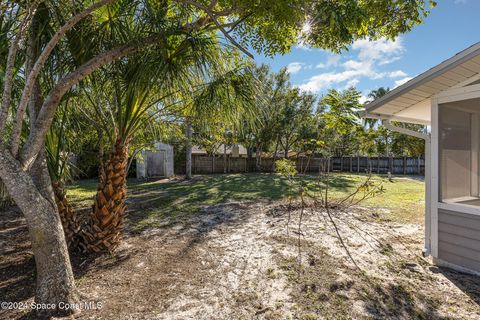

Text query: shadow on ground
(0, 208), (35, 304)
(434, 266), (480, 306)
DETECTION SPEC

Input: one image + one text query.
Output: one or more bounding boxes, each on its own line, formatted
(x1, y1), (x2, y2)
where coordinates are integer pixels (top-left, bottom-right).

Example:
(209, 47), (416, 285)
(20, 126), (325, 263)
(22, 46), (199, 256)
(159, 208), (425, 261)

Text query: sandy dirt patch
(1, 201), (479, 319)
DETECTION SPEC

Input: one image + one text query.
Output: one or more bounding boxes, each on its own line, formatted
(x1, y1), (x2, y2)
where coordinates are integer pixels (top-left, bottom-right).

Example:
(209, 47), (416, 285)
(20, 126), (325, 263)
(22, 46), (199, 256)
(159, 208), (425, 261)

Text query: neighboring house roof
(364, 42), (480, 124)
(191, 145), (208, 155)
(192, 144), (248, 155)
(274, 150), (306, 158)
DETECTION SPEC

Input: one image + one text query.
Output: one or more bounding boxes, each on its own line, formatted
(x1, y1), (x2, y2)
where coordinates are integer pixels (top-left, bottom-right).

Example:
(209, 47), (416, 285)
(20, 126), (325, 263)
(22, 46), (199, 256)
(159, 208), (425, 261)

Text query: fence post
(357, 156), (360, 173)
(389, 156), (393, 173)
(403, 156), (407, 175)
(417, 156), (421, 175)
(349, 157), (352, 172)
(377, 156), (380, 174)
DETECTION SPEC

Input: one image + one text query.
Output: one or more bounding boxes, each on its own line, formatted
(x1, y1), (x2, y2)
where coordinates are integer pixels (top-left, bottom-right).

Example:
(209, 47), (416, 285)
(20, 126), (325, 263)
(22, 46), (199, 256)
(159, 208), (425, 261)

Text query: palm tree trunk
(82, 139), (129, 253)
(52, 181), (80, 249)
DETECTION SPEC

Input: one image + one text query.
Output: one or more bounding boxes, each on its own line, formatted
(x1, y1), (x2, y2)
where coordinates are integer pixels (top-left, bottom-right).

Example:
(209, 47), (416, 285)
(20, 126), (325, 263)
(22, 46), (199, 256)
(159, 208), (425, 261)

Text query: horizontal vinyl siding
(438, 208), (480, 272)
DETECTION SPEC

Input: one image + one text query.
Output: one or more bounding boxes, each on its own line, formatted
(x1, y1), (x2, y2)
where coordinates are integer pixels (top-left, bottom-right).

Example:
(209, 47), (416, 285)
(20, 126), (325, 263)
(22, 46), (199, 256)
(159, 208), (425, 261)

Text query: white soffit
(365, 42), (480, 124)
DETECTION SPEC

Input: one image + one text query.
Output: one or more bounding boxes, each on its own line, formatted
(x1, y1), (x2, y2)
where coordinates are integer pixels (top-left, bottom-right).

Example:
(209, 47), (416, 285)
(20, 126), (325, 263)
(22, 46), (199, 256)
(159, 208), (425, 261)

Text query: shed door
(146, 150), (166, 177)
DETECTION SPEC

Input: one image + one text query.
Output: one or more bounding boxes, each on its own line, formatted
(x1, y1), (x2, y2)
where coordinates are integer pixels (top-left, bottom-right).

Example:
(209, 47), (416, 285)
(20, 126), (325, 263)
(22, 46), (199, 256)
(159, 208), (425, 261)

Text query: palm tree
(77, 39), (257, 252)
(78, 54), (168, 253)
(363, 87), (390, 129)
(45, 103), (81, 249)
(364, 87), (393, 157)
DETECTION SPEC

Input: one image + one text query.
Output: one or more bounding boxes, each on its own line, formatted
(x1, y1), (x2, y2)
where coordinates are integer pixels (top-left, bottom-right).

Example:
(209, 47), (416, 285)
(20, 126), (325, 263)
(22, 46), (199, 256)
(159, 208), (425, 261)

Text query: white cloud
(287, 62), (305, 74)
(343, 59), (365, 70)
(359, 95), (369, 104)
(344, 79), (360, 89)
(300, 37), (408, 92)
(379, 56), (401, 65)
(351, 38), (404, 63)
(394, 76), (413, 88)
(388, 70), (407, 78)
(299, 70), (366, 91)
(316, 56), (341, 69)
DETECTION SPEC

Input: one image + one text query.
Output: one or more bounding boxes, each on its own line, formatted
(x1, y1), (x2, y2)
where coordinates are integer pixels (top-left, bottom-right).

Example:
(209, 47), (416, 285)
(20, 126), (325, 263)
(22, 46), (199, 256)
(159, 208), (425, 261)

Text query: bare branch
(10, 0), (115, 156)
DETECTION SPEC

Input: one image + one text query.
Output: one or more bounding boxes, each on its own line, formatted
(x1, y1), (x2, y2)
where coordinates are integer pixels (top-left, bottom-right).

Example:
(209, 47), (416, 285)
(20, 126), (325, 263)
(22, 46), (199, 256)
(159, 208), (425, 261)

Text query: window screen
(439, 99), (480, 205)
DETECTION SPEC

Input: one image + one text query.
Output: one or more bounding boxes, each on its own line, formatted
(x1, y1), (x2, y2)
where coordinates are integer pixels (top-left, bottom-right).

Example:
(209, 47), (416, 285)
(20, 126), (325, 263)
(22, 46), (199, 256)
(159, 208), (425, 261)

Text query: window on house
(439, 98), (480, 206)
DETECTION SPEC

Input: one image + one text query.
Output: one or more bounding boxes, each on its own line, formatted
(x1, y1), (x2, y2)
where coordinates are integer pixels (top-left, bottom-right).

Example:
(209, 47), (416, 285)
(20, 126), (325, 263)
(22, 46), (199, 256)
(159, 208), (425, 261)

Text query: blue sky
(255, 0), (480, 102)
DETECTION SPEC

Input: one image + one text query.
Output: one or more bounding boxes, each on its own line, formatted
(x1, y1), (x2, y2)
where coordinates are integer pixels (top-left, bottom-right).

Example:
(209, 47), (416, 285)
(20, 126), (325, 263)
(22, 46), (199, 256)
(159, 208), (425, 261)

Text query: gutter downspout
(382, 120), (432, 257)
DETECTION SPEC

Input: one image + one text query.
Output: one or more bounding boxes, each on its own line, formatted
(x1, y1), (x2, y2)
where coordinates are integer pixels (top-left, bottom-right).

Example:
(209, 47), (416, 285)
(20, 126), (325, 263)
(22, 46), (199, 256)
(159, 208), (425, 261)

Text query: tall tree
(364, 87), (390, 129)
(278, 88), (316, 158)
(317, 88), (364, 157)
(238, 65), (289, 169)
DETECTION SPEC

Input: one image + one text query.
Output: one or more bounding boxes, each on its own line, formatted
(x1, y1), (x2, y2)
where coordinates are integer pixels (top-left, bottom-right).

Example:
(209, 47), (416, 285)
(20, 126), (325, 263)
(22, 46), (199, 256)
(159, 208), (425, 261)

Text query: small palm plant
(45, 104), (81, 249)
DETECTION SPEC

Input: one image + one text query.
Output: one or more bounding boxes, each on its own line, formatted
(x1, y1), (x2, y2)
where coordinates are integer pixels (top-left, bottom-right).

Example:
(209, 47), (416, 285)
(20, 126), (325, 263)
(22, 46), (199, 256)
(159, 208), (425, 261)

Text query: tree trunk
(272, 136), (280, 170)
(255, 142), (262, 172)
(82, 139), (128, 253)
(0, 148), (78, 317)
(211, 154), (215, 173)
(223, 144), (227, 174)
(185, 119), (193, 179)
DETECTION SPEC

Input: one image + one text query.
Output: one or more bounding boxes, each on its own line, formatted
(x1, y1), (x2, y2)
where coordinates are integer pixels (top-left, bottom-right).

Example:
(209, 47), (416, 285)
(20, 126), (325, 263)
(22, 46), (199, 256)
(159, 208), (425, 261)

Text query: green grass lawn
(66, 173), (425, 231)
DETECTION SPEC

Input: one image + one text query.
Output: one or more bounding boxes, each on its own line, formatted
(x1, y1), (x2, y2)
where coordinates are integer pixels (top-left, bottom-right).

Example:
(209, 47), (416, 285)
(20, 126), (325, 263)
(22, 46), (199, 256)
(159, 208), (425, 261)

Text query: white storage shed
(136, 142), (174, 179)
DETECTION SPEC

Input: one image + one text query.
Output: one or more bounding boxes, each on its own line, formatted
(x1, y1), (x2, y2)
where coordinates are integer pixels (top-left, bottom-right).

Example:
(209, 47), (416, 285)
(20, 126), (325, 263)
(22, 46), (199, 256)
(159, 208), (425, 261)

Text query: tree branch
(0, 3), (38, 140)
(172, 0), (253, 59)
(10, 0), (115, 156)
(19, 34), (165, 168)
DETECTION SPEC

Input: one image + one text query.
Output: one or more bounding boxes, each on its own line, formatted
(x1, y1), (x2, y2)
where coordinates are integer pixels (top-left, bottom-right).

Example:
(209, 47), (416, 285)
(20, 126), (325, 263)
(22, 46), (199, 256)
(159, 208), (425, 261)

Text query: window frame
(433, 84), (480, 217)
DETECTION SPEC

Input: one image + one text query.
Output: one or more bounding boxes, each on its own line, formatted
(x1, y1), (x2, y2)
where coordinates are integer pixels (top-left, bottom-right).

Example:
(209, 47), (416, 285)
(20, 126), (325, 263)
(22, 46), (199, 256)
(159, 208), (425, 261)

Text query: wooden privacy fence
(176, 155), (425, 175)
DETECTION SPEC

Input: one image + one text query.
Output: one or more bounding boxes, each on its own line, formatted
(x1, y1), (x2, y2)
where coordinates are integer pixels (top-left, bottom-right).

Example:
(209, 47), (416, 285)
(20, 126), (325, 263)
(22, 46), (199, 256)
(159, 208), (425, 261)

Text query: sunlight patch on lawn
(66, 173), (425, 228)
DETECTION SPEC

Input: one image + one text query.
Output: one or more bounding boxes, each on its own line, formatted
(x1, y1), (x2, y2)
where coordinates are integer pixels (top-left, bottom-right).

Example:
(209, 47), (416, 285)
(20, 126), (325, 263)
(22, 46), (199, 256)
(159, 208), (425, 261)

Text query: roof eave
(365, 42), (480, 113)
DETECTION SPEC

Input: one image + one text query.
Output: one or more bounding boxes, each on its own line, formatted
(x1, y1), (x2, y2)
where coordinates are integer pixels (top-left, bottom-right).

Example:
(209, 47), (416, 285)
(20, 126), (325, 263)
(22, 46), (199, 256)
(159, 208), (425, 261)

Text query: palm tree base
(81, 140), (128, 253)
